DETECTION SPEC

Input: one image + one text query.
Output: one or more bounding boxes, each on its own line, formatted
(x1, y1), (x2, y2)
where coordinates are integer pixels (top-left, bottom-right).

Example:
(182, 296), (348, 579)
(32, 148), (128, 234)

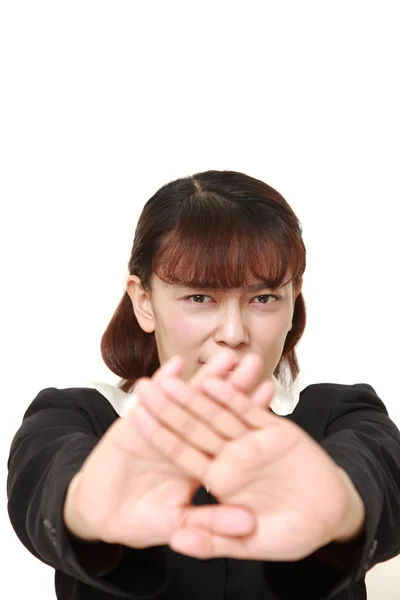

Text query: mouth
(200, 361), (237, 374)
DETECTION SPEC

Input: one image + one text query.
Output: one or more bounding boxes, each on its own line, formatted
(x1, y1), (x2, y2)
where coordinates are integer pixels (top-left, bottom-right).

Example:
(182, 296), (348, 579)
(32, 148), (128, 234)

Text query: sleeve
(263, 383), (400, 600)
(6, 387), (169, 599)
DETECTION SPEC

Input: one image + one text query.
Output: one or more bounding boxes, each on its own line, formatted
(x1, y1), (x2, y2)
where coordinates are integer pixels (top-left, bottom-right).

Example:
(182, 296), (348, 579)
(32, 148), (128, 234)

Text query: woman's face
(127, 273), (301, 383)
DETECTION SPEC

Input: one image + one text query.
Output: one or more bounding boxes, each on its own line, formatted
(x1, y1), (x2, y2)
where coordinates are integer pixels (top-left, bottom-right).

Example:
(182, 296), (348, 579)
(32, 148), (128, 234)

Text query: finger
(132, 356), (184, 400)
(190, 349), (239, 391)
(250, 379), (276, 409)
(187, 351), (267, 428)
(169, 527), (251, 560)
(157, 376), (248, 440)
(153, 355), (184, 381)
(227, 353), (264, 395)
(130, 402), (211, 481)
(135, 379), (226, 456)
(127, 357), (184, 419)
(200, 377), (272, 430)
(179, 505), (255, 537)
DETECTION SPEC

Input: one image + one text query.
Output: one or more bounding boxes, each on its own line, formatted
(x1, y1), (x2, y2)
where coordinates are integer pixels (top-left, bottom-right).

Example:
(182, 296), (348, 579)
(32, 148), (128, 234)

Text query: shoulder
(22, 385), (119, 436)
(291, 382), (390, 440)
(300, 382), (388, 416)
(301, 381), (377, 398)
(8, 386), (120, 470)
(24, 384), (114, 414)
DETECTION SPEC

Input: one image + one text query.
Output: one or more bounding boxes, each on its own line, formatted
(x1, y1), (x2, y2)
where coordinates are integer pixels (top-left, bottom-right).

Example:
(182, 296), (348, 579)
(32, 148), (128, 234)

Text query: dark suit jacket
(7, 382), (400, 599)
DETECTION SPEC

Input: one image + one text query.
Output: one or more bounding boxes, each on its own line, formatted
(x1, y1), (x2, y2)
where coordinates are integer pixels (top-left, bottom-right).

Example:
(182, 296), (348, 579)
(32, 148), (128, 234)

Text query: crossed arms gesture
(64, 350), (365, 565)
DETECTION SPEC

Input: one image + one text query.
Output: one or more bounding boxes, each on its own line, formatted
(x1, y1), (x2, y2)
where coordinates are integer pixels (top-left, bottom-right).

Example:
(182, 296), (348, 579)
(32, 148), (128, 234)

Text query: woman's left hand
(133, 373), (365, 562)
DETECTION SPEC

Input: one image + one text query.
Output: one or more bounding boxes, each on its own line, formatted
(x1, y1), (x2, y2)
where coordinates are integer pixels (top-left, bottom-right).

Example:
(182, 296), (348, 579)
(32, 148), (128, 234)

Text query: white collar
(87, 373), (302, 418)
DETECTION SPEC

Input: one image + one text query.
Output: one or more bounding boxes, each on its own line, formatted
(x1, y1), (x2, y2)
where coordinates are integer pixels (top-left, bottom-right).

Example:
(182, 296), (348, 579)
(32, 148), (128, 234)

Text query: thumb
(177, 504), (255, 538)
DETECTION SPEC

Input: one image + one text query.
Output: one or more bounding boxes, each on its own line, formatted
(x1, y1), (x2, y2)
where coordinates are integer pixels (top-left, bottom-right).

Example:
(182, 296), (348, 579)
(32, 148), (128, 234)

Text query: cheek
(157, 313), (206, 381)
(253, 311), (292, 350)
(160, 313), (202, 347)
(269, 309), (292, 333)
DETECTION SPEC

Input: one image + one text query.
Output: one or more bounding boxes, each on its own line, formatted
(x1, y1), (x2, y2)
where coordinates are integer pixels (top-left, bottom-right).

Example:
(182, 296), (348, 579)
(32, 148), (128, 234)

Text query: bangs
(152, 193), (305, 290)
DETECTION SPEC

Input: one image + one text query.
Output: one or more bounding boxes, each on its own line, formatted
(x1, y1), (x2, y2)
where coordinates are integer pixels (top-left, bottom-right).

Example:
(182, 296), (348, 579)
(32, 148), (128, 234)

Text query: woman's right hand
(63, 350), (263, 550)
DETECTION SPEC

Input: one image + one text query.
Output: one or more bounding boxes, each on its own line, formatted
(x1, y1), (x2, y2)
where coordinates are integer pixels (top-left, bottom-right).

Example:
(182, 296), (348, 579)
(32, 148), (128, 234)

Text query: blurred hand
(132, 373), (365, 561)
(63, 350), (265, 549)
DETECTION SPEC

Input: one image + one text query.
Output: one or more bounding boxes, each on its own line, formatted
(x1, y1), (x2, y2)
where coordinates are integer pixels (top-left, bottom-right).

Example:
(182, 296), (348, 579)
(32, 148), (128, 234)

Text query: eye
(252, 294), (281, 304)
(187, 295), (213, 304)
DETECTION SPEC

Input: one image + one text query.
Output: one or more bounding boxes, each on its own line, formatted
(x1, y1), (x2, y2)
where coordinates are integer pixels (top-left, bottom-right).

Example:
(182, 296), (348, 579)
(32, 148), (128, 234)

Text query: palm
(85, 413), (198, 548)
(66, 351), (265, 548)
(205, 417), (349, 560)
(106, 350), (265, 547)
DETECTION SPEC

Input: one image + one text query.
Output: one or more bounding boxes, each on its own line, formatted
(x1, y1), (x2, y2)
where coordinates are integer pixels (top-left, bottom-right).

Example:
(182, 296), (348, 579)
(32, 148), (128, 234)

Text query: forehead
(151, 274), (291, 293)
(154, 241), (296, 291)
(148, 188), (305, 293)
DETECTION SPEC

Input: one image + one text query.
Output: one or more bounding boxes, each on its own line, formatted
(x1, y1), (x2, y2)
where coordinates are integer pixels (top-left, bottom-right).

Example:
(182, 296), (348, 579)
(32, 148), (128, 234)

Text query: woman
(7, 170), (400, 599)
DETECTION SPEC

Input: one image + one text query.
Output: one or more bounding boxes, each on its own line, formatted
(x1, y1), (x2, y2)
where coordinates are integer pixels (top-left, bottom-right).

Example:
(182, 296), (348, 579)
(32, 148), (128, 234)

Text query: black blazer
(7, 382), (400, 599)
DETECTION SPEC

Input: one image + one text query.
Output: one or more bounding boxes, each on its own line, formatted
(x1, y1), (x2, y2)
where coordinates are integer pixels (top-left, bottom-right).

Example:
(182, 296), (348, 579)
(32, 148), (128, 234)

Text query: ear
(288, 277), (303, 332)
(125, 275), (155, 333)
(294, 276), (303, 299)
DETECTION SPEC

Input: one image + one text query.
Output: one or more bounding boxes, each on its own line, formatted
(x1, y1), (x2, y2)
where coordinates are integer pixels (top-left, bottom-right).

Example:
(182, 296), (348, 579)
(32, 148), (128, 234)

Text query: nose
(214, 303), (250, 348)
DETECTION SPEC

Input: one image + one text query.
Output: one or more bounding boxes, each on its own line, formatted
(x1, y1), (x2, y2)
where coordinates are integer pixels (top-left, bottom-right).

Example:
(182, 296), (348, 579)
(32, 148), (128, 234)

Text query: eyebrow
(245, 282), (276, 291)
(179, 281), (282, 292)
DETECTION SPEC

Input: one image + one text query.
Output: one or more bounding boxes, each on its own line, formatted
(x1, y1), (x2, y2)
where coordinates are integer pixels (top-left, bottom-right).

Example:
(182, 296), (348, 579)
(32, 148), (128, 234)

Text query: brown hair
(101, 170), (306, 392)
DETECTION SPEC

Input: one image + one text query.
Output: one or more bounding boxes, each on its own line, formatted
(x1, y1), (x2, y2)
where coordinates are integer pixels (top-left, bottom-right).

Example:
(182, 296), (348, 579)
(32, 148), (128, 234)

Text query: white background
(1, 1), (400, 598)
